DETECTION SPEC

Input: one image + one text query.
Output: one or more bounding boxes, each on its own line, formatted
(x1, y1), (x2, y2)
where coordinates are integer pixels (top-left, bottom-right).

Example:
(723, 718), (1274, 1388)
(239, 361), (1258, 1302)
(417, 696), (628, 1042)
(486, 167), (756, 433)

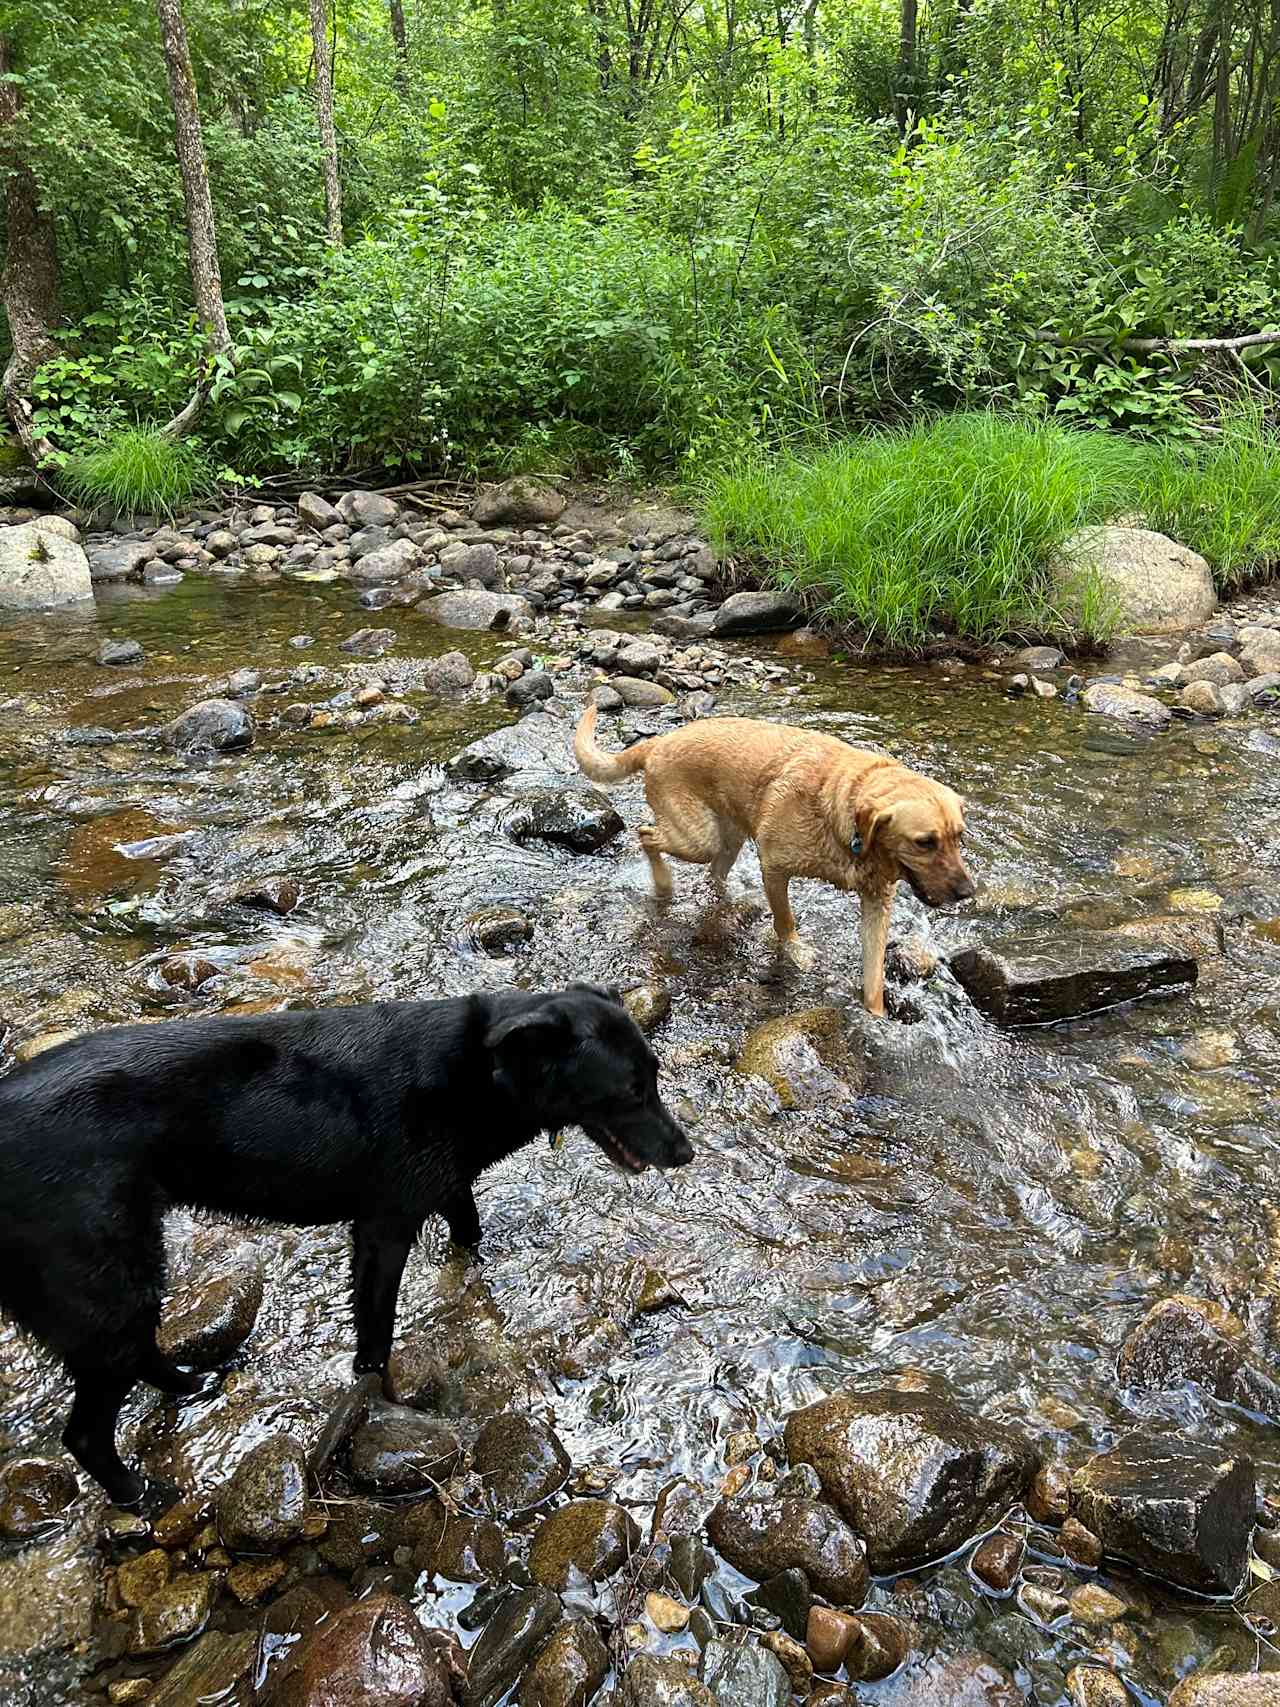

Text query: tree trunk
(310, 0), (343, 245)
(0, 34), (60, 466)
(896, 0), (919, 137)
(388, 0), (409, 89)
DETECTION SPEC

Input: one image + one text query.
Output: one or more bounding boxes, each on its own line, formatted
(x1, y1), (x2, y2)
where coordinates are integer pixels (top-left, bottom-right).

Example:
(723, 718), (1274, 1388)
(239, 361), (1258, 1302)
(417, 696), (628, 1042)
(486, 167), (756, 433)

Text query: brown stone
(971, 1532), (1024, 1592)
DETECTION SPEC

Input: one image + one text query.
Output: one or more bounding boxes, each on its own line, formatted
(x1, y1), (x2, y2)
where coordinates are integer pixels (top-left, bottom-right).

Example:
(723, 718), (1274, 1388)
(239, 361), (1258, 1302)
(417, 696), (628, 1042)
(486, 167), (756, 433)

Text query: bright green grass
(62, 426), (212, 518)
(702, 413), (1151, 646)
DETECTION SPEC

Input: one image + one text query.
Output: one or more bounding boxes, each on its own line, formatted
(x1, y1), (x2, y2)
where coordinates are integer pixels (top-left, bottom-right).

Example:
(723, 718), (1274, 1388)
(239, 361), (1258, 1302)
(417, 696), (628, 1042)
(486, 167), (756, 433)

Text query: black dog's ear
(566, 981), (624, 1007)
(484, 1007), (568, 1055)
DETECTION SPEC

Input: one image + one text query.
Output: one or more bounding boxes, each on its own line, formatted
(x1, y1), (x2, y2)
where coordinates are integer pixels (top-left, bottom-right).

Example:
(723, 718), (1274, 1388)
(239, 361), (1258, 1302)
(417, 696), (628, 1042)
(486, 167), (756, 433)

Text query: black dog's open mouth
(584, 1127), (649, 1173)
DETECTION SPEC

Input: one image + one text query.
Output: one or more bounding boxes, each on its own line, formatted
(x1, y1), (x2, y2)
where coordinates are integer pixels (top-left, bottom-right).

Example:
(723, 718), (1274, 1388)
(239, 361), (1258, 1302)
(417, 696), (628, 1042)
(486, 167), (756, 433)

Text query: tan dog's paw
(777, 934), (816, 971)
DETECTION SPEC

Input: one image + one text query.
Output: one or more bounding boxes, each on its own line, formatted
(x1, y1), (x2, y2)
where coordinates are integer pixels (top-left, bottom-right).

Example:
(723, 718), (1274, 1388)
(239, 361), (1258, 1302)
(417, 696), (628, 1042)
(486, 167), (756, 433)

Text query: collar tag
(851, 834), (864, 859)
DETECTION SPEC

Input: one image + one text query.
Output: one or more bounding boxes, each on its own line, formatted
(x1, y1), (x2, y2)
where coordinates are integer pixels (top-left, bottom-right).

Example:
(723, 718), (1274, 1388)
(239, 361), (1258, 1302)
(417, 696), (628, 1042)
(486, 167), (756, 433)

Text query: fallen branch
(1033, 327), (1280, 354)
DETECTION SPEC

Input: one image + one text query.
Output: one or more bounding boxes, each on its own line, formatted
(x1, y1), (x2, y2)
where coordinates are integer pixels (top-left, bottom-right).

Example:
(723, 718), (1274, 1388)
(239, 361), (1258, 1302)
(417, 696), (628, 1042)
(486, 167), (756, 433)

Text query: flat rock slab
(949, 931), (1197, 1025)
(1070, 1428), (1255, 1596)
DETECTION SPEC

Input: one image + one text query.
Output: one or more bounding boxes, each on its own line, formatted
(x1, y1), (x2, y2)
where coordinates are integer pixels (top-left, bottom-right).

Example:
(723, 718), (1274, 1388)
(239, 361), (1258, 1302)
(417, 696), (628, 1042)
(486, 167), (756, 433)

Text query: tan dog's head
(856, 776), (975, 907)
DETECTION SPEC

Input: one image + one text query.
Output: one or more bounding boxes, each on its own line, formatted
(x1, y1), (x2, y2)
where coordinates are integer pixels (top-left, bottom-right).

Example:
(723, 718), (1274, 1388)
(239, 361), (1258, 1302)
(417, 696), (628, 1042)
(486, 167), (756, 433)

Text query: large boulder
(337, 490), (400, 529)
(0, 518), (92, 608)
(1117, 1296), (1280, 1420)
(782, 1388), (1037, 1573)
(472, 476), (566, 528)
(465, 1585), (562, 1707)
(87, 538), (151, 583)
(711, 590), (804, 636)
(162, 698), (255, 755)
(949, 931), (1197, 1025)
(264, 1594), (453, 1707)
(1069, 1427), (1255, 1595)
(1054, 527), (1216, 634)
(419, 589), (532, 632)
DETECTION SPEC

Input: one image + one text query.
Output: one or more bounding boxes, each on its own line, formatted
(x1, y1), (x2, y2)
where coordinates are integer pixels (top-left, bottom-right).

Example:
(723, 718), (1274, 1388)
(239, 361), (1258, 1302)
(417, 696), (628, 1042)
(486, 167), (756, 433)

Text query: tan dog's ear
(853, 802), (894, 861)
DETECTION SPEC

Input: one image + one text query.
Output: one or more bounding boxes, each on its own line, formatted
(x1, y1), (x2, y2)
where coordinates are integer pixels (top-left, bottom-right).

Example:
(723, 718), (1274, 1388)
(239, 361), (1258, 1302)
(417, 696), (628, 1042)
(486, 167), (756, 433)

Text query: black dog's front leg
(442, 1184), (482, 1254)
(350, 1219), (417, 1375)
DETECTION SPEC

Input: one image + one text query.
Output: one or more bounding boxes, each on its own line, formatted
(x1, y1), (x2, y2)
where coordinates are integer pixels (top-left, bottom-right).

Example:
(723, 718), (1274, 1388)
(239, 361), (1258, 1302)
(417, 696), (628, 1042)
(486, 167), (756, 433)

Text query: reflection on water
(0, 576), (1278, 1702)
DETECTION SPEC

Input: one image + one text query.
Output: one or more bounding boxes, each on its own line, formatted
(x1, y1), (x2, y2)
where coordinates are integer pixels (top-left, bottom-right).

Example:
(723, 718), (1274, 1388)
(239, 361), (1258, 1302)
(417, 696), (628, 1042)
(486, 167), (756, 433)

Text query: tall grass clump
(703, 414), (1151, 646)
(62, 426), (212, 518)
(1136, 404), (1280, 590)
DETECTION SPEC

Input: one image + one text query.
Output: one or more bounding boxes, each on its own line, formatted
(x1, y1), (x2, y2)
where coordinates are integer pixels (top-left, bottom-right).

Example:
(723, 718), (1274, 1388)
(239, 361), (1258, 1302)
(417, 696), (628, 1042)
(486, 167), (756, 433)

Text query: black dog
(0, 983), (692, 1505)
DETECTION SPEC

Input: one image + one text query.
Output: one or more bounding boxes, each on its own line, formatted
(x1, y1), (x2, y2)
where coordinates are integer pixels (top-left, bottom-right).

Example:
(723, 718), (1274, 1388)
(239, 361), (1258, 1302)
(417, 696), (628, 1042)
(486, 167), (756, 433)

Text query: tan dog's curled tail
(574, 704), (650, 784)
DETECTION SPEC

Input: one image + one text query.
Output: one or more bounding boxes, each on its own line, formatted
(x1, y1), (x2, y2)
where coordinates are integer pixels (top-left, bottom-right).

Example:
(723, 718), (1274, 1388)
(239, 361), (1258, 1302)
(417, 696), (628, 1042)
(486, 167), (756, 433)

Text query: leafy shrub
(1136, 405), (1280, 588)
(62, 427), (212, 517)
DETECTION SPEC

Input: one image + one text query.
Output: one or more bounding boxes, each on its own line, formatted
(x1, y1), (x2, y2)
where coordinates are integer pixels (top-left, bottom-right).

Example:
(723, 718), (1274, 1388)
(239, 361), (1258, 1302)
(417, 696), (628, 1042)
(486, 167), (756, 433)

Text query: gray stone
(86, 537), (150, 583)
(1238, 625), (1280, 678)
(506, 670), (555, 709)
(710, 590), (803, 635)
(96, 638), (143, 667)
(339, 626), (396, 657)
(0, 518), (93, 607)
(700, 1637), (790, 1707)
(620, 1655), (715, 1707)
(225, 668), (261, 698)
(297, 492), (342, 532)
(1081, 682), (1173, 728)
(162, 698), (255, 755)
(473, 476), (567, 527)
(1182, 651), (1244, 686)
(782, 1388), (1037, 1574)
(422, 649), (477, 695)
(1180, 681), (1225, 717)
(706, 1495), (868, 1604)
(205, 529), (237, 558)
(612, 675), (675, 707)
(445, 713), (569, 782)
(337, 490), (400, 529)
(440, 541), (501, 587)
(1011, 645), (1066, 670)
(348, 538), (418, 584)
(465, 1585), (562, 1707)
(419, 588), (531, 632)
(1070, 1428), (1255, 1595)
(348, 524), (396, 559)
(1117, 1296), (1280, 1420)
(950, 930), (1197, 1025)
(616, 639), (664, 675)
(1054, 527), (1216, 634)
(506, 784), (624, 854)
(1245, 671), (1280, 706)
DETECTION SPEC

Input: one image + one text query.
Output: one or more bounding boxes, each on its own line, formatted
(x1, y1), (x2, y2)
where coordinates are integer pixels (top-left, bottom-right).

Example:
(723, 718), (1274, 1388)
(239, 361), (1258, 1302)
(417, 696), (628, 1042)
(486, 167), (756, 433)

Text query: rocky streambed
(0, 480), (1279, 1706)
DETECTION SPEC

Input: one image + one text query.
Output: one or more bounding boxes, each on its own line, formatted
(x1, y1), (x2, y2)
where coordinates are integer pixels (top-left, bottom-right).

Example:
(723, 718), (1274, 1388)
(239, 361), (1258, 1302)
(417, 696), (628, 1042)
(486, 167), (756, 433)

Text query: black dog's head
(485, 983), (694, 1174)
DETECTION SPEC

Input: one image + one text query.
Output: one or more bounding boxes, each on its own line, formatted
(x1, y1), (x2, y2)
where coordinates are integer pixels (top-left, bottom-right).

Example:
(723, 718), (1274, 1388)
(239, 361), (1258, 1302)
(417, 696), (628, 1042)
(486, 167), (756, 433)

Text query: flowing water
(1, 574), (1279, 1703)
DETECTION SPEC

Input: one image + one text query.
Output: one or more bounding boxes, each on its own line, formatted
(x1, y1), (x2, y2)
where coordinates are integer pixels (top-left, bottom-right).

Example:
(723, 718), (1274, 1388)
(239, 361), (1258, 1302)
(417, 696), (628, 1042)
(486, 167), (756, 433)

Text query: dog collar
(850, 835), (864, 859)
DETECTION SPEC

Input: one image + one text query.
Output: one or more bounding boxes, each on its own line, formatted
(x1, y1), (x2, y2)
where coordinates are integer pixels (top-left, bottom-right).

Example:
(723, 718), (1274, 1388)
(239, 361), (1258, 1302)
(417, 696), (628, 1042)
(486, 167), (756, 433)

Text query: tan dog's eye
(915, 834), (938, 850)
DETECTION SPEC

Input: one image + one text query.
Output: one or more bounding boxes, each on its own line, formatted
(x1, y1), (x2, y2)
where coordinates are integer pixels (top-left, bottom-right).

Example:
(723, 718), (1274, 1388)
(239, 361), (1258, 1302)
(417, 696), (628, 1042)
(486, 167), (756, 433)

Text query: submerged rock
(803, 1608), (913, 1680)
(467, 906), (533, 954)
(619, 1654), (715, 1706)
(162, 698), (255, 755)
(472, 1411), (571, 1517)
(711, 590), (803, 635)
(520, 1617), (609, 1707)
(1117, 1295), (1280, 1420)
(128, 1573), (215, 1655)
(700, 1635), (791, 1707)
(782, 1387), (1036, 1573)
(1080, 682), (1173, 728)
(949, 930), (1197, 1025)
(1070, 1427), (1255, 1595)
(445, 713), (569, 782)
(890, 1650), (1024, 1707)
(264, 1593), (452, 1706)
(706, 1494), (868, 1605)
(528, 1497), (638, 1590)
(216, 1435), (308, 1552)
(339, 626), (396, 656)
(0, 518), (92, 607)
(146, 1630), (257, 1707)
(505, 783), (624, 853)
(465, 1585), (562, 1707)
(158, 1259), (264, 1368)
(734, 1008), (864, 1108)
(0, 1456), (78, 1540)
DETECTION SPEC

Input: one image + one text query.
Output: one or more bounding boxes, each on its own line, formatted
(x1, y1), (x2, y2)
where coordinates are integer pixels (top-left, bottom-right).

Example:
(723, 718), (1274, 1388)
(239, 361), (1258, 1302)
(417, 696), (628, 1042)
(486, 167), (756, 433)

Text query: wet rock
(506, 670), (555, 709)
(468, 906), (533, 953)
(227, 1556), (287, 1605)
(748, 1567), (810, 1641)
(1070, 1427), (1255, 1595)
(298, 492), (342, 531)
(506, 783), (624, 854)
(1069, 1583), (1132, 1627)
(646, 1591), (690, 1633)
(711, 591), (803, 636)
(348, 538), (418, 584)
(782, 1388), (1037, 1573)
(405, 1500), (505, 1581)
(529, 1498), (639, 1590)
(157, 1259), (264, 1367)
(809, 1687), (858, 1707)
(421, 649), (477, 695)
(158, 952), (221, 990)
(1067, 1665), (1131, 1707)
(1019, 1579), (1071, 1624)
(971, 1532), (1024, 1591)
(620, 1654), (715, 1706)
(0, 517), (92, 608)
(1117, 1295), (1280, 1419)
(216, 1435), (309, 1552)
(96, 638), (143, 667)
(117, 1548), (170, 1608)
(653, 1478), (718, 1542)
(623, 984), (670, 1032)
(0, 1455), (78, 1540)
(440, 541), (501, 586)
(706, 1495), (868, 1605)
(225, 667), (261, 698)
(466, 1584), (562, 1707)
(472, 1411), (571, 1517)
(234, 876), (301, 916)
(776, 626), (830, 658)
(700, 1635), (790, 1707)
(129, 1573), (215, 1655)
(420, 588), (531, 631)
(265, 1593), (452, 1706)
(446, 713), (569, 782)
(337, 490), (399, 529)
(162, 698), (255, 754)
(1168, 1676), (1280, 1705)
(949, 930), (1197, 1025)
(147, 1630), (256, 1706)
(891, 1650), (1024, 1707)
(1239, 626), (1280, 678)
(473, 476), (566, 527)
(1061, 1515), (1103, 1568)
(339, 626), (396, 656)
(1012, 645), (1066, 670)
(522, 1616), (609, 1707)
(735, 1009), (864, 1109)
(349, 1413), (462, 1495)
(317, 1497), (407, 1572)
(1184, 652), (1244, 686)
(611, 674), (675, 707)
(87, 537), (151, 584)
(1080, 681), (1173, 727)
(804, 1608), (912, 1680)
(1055, 527), (1216, 634)
(1180, 681), (1225, 716)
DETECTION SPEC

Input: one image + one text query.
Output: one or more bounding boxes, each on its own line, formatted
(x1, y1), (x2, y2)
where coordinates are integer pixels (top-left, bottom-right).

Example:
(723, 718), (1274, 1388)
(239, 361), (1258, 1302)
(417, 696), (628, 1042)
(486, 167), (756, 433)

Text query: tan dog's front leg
(859, 891), (891, 1017)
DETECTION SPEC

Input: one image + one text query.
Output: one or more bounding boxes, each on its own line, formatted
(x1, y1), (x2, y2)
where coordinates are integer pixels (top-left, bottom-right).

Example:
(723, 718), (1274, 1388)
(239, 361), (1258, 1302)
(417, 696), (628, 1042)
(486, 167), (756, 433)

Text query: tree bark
(1035, 327), (1280, 353)
(896, 0), (919, 137)
(388, 0), (409, 77)
(0, 34), (60, 466)
(310, 0), (343, 245)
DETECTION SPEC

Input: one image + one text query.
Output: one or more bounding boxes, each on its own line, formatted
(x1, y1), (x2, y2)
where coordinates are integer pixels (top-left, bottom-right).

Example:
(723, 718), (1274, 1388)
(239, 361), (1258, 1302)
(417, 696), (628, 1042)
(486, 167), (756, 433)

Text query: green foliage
(702, 414), (1149, 645)
(1137, 405), (1280, 589)
(61, 427), (213, 517)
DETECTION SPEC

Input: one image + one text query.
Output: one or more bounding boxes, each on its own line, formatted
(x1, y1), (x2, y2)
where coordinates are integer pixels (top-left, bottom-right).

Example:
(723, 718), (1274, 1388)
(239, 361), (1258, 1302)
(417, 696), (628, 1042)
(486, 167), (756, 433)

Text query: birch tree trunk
(0, 34), (60, 466)
(388, 0), (409, 91)
(310, 0), (343, 245)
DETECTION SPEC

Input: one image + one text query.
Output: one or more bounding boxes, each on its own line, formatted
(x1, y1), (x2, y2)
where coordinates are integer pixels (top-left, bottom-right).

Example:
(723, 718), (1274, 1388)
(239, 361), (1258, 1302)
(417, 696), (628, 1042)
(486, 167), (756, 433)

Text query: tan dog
(575, 708), (974, 1017)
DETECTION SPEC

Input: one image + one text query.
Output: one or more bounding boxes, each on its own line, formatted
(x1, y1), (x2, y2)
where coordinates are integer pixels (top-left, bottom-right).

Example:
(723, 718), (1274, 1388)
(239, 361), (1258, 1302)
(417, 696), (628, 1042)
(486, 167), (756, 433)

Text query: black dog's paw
(447, 1239), (484, 1266)
(109, 1471), (181, 1521)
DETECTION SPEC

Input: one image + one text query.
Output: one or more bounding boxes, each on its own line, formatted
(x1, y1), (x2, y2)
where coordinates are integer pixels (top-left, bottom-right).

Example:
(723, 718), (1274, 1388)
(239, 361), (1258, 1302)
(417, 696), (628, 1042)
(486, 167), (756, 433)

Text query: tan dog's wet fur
(575, 708), (975, 1017)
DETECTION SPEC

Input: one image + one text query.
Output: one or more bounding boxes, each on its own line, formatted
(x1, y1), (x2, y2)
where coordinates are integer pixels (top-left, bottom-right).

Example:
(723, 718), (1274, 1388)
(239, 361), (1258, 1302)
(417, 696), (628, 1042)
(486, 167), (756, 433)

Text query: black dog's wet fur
(0, 983), (693, 1505)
